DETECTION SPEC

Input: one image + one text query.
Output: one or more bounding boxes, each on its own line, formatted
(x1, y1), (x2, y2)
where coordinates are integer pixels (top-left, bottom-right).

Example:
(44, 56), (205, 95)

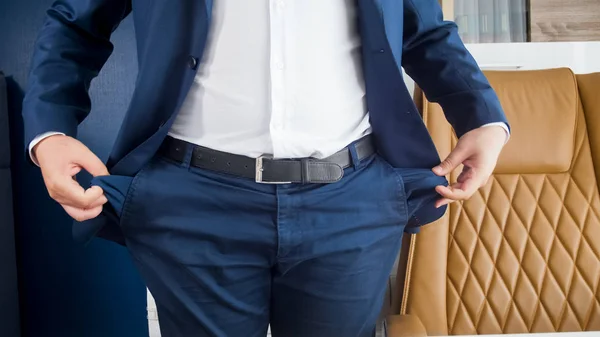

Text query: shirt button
(188, 56), (198, 70)
(275, 61), (284, 70)
(276, 0), (285, 9)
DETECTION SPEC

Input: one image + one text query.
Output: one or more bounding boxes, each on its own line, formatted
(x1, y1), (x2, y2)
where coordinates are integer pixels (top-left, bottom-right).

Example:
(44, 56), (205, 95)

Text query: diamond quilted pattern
(446, 122), (600, 334)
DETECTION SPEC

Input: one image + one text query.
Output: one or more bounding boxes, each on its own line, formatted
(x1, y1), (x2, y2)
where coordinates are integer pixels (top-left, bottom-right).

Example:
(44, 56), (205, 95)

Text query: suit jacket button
(188, 56), (198, 70)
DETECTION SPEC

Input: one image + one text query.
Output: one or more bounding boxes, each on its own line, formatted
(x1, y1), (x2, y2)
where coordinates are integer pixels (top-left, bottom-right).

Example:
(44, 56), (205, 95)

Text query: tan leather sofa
(387, 69), (600, 336)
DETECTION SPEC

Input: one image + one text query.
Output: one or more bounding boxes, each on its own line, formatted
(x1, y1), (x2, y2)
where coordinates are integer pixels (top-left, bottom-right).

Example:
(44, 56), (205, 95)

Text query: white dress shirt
(30, 0), (508, 162)
(168, 0), (371, 159)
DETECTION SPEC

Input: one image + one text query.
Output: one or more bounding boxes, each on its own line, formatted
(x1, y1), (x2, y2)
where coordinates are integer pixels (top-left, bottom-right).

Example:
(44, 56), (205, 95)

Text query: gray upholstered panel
(0, 72), (9, 169)
(0, 72), (21, 337)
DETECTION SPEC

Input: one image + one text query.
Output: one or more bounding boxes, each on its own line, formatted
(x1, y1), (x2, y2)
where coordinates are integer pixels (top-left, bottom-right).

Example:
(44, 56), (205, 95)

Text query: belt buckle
(255, 155), (291, 184)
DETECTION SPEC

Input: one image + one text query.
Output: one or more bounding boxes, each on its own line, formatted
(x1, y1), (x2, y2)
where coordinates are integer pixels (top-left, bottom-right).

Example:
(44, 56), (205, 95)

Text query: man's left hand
(432, 125), (508, 208)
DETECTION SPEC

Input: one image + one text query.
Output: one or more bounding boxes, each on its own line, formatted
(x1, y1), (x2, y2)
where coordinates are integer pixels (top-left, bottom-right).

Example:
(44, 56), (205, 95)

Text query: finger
(88, 194), (108, 208)
(433, 146), (469, 176)
(457, 166), (473, 184)
(435, 183), (471, 201)
(457, 174), (478, 194)
(58, 188), (107, 208)
(76, 147), (109, 177)
(80, 186), (106, 207)
(62, 204), (104, 222)
(53, 180), (105, 209)
(68, 165), (82, 177)
(436, 172), (483, 202)
(435, 197), (455, 208)
(47, 175), (83, 204)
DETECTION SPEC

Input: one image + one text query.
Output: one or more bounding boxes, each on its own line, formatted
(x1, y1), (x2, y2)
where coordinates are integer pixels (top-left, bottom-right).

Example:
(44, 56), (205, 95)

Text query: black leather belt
(159, 135), (375, 184)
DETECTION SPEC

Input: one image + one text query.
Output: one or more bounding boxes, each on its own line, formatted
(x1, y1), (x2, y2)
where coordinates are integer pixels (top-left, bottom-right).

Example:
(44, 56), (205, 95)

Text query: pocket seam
(119, 160), (153, 227)
(391, 168), (409, 226)
(378, 157), (410, 226)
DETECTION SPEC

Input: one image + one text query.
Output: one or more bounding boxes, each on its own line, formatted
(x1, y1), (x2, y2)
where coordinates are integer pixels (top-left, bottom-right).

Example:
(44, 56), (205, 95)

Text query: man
(23, 0), (509, 336)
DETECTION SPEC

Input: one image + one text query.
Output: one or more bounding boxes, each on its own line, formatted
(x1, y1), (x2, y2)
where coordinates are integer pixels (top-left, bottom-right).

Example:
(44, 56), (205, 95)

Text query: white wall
(467, 41), (600, 73)
(404, 42), (600, 96)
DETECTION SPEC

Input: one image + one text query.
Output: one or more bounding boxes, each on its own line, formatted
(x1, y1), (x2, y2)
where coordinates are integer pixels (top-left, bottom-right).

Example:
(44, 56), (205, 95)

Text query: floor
(147, 291), (161, 337)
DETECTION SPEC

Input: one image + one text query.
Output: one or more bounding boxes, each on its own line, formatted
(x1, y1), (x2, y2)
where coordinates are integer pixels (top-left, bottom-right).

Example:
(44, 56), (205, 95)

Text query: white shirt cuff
(480, 122), (510, 143)
(29, 132), (65, 166)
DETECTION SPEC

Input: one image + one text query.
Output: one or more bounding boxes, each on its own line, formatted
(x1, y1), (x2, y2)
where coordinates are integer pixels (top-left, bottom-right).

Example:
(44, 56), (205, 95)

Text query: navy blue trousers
(93, 146), (446, 337)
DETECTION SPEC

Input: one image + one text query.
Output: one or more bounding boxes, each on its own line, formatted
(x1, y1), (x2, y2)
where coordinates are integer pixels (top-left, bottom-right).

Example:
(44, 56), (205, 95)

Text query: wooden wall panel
(530, 0), (600, 42)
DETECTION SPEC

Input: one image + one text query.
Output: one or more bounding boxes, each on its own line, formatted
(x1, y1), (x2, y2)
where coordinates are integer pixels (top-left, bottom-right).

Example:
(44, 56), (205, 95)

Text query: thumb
(433, 146), (468, 176)
(77, 147), (109, 177)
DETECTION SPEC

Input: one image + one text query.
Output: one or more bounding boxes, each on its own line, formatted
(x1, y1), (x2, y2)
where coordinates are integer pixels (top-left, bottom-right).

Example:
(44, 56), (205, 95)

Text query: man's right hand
(34, 135), (109, 222)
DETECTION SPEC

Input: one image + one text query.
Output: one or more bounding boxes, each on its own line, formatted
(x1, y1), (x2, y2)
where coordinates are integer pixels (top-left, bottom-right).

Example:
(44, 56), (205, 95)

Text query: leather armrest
(386, 314), (427, 337)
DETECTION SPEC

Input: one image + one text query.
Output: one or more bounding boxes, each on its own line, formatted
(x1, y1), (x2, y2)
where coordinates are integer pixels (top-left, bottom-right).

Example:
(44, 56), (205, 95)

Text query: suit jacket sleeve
(22, 0), (132, 152)
(402, 0), (509, 138)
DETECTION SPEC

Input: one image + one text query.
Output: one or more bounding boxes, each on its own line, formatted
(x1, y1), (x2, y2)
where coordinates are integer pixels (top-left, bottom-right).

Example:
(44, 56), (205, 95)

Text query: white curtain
(453, 0), (528, 43)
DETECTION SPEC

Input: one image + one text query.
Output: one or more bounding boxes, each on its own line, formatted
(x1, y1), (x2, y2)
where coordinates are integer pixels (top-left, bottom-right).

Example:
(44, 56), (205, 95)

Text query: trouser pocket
(91, 175), (135, 225)
(394, 168), (449, 233)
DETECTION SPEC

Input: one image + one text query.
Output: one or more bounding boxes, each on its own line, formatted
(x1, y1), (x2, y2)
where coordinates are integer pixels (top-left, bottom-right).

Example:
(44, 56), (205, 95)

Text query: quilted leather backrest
(400, 68), (600, 335)
(577, 73), (600, 191)
(484, 70), (579, 174)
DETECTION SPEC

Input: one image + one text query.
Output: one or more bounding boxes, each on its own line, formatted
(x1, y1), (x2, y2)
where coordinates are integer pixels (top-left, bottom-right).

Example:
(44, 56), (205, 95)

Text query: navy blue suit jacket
(22, 0), (509, 245)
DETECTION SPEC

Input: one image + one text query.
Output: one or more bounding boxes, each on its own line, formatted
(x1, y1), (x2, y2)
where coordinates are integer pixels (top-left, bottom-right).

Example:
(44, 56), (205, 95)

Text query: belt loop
(301, 159), (310, 184)
(182, 144), (194, 169)
(348, 142), (360, 169)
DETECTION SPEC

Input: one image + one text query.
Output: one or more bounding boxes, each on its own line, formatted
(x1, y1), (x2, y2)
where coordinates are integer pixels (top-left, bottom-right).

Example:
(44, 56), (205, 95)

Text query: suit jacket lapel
(372, 0), (384, 16)
(204, 0), (214, 20)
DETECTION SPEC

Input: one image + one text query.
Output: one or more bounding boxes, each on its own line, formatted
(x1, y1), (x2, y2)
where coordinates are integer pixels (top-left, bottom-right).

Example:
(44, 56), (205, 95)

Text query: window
(440, 0), (600, 43)
(441, 0), (528, 43)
